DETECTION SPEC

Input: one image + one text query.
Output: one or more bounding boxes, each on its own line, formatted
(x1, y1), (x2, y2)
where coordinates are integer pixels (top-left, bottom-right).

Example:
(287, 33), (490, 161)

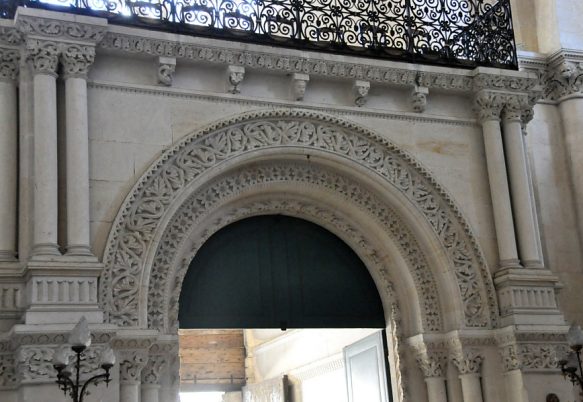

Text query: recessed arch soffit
(100, 108), (498, 330)
(150, 162), (434, 333)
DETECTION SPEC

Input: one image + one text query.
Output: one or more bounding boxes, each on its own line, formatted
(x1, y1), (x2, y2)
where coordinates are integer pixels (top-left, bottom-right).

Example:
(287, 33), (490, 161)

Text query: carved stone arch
(100, 108), (498, 332)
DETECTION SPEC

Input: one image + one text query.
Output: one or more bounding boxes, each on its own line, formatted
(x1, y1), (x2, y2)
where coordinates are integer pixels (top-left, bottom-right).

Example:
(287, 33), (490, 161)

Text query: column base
(494, 267), (565, 327)
(499, 259), (523, 270)
(0, 250), (16, 261)
(31, 243), (61, 257)
(65, 244), (94, 257)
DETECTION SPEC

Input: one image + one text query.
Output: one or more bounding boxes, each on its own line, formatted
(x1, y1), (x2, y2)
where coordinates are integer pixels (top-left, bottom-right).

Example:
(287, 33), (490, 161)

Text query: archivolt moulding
(100, 108), (497, 330)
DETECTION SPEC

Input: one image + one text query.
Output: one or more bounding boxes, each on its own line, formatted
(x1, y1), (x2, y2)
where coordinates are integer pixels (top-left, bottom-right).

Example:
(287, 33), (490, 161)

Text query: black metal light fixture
(52, 316), (116, 402)
(559, 323), (583, 395)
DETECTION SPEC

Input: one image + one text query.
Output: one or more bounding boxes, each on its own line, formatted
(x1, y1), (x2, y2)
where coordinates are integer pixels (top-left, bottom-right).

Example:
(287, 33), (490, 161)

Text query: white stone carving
(142, 355), (167, 385)
(25, 39), (59, 76)
(28, 277), (98, 305)
(61, 43), (95, 79)
(15, 13), (107, 44)
(0, 353), (17, 389)
(411, 85), (428, 113)
(158, 56), (176, 86)
(119, 350), (149, 384)
(150, 164), (440, 334)
(290, 73), (309, 101)
(0, 284), (24, 311)
(0, 47), (19, 81)
(227, 65), (245, 94)
(545, 60), (583, 100)
(409, 339), (448, 378)
(100, 109), (497, 331)
(0, 27), (23, 46)
(353, 79), (370, 106)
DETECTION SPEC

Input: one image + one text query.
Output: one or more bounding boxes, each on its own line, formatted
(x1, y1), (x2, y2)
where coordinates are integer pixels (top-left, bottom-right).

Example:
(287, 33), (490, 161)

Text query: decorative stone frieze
(411, 85), (428, 113)
(0, 26), (23, 47)
(0, 353), (17, 389)
(353, 79), (370, 106)
(226, 65), (245, 94)
(61, 43), (95, 79)
(25, 39), (58, 76)
(157, 56), (176, 86)
(0, 47), (19, 81)
(15, 11), (107, 44)
(101, 109), (497, 331)
(290, 73), (309, 101)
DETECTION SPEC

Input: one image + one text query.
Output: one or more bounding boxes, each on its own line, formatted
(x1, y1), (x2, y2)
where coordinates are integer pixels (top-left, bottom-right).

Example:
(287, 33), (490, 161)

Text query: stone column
(502, 98), (543, 268)
(0, 47), (19, 260)
(26, 39), (61, 257)
(452, 350), (484, 402)
(61, 44), (96, 256)
(474, 92), (521, 269)
(141, 355), (167, 402)
(410, 337), (448, 402)
(120, 350), (149, 402)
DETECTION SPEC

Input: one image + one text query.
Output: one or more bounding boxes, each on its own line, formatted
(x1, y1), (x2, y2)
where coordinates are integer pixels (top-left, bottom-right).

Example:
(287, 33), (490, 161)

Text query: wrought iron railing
(1, 0), (518, 69)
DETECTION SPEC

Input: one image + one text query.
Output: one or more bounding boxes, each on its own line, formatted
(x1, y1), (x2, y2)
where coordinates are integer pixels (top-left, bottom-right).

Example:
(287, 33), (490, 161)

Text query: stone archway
(100, 109), (498, 333)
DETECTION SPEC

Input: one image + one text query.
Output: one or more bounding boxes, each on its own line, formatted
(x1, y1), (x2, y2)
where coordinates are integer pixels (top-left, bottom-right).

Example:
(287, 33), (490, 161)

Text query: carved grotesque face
(294, 80), (307, 99)
(559, 62), (574, 79)
(230, 72), (244, 85)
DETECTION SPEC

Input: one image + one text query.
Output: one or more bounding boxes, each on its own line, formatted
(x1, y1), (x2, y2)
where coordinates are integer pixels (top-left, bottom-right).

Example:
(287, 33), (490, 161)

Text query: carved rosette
(61, 44), (96, 79)
(0, 47), (19, 82)
(25, 39), (59, 76)
(119, 350), (149, 384)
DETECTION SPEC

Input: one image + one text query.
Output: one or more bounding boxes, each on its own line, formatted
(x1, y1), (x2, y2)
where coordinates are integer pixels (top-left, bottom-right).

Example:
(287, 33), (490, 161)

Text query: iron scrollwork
(1, 0), (517, 69)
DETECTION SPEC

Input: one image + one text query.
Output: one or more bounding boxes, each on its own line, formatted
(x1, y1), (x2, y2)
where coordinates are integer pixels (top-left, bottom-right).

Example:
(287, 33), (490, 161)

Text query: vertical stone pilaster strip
(474, 91), (521, 269)
(26, 39), (60, 257)
(502, 97), (543, 268)
(61, 44), (96, 256)
(0, 47), (19, 260)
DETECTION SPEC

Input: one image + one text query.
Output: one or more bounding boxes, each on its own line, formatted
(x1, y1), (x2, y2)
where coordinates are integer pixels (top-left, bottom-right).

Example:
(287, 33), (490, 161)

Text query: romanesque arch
(100, 109), (498, 337)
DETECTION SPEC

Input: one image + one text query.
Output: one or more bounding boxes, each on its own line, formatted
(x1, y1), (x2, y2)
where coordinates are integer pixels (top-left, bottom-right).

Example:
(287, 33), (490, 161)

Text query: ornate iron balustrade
(1, 0), (518, 69)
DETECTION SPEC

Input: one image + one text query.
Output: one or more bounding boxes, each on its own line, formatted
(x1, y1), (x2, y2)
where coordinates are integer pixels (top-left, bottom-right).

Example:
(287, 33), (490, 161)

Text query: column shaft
(142, 384), (160, 402)
(120, 383), (140, 402)
(65, 76), (92, 255)
(482, 118), (521, 267)
(459, 373), (483, 402)
(559, 98), (583, 251)
(32, 73), (60, 256)
(505, 369), (528, 402)
(425, 377), (448, 402)
(502, 116), (542, 267)
(0, 79), (18, 260)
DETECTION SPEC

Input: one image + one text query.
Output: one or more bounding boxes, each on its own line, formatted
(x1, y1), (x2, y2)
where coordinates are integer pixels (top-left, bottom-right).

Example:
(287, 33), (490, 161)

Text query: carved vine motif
(0, 354), (17, 388)
(100, 109), (497, 329)
(149, 164), (440, 332)
(0, 47), (19, 81)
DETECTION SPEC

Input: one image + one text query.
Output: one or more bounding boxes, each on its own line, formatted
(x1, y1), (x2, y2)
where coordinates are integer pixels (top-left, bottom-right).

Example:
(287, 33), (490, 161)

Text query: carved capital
(499, 343), (522, 372)
(158, 56), (176, 86)
(409, 337), (447, 378)
(119, 350), (149, 384)
(25, 39), (59, 77)
(226, 65), (245, 94)
(61, 44), (96, 79)
(502, 95), (528, 123)
(0, 353), (17, 389)
(544, 60), (583, 100)
(0, 47), (19, 82)
(290, 73), (309, 101)
(0, 27), (23, 47)
(142, 355), (167, 385)
(353, 80), (370, 106)
(473, 91), (504, 122)
(451, 349), (483, 375)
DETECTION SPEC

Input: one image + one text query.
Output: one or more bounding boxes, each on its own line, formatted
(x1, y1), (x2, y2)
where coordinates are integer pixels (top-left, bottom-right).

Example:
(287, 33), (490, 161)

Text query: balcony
(0, 0), (518, 69)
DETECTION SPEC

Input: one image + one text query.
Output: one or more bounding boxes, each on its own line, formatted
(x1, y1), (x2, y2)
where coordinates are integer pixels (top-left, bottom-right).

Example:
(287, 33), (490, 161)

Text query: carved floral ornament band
(100, 109), (497, 332)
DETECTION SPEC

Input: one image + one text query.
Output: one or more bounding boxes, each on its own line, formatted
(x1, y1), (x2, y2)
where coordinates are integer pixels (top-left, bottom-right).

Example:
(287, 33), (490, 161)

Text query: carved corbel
(226, 65), (245, 94)
(411, 85), (429, 113)
(158, 56), (176, 86)
(544, 60), (583, 101)
(353, 79), (370, 107)
(290, 72), (309, 101)
(61, 43), (96, 79)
